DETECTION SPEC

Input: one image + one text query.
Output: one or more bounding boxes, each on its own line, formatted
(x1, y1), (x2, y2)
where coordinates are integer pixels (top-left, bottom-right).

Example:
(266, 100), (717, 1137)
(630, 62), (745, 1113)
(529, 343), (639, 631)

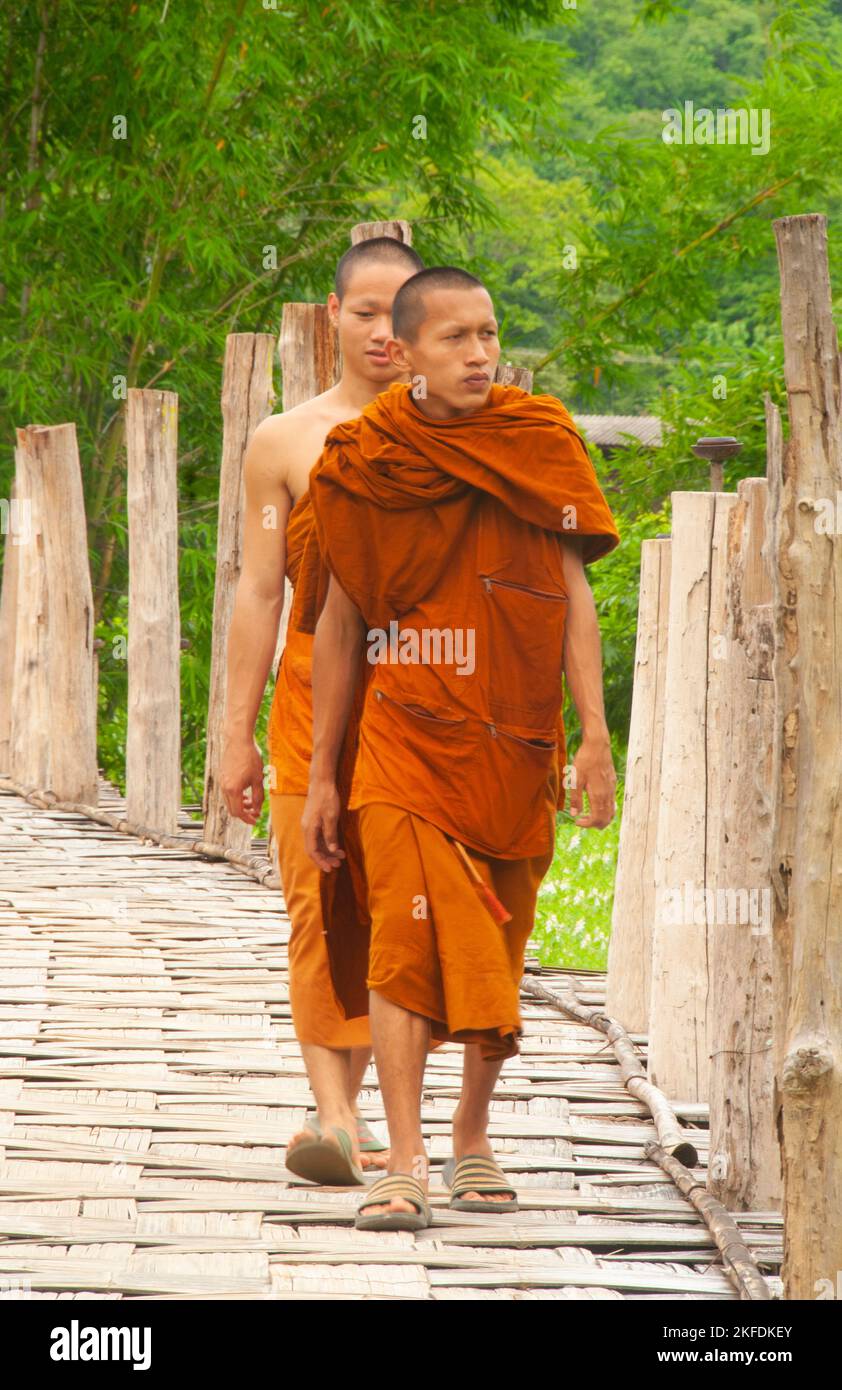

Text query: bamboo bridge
(0, 775), (782, 1300)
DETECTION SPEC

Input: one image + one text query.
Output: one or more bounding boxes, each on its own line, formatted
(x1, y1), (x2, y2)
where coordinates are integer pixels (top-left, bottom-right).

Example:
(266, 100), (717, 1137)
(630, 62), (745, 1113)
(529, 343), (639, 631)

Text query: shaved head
(334, 237), (425, 301)
(392, 267), (487, 344)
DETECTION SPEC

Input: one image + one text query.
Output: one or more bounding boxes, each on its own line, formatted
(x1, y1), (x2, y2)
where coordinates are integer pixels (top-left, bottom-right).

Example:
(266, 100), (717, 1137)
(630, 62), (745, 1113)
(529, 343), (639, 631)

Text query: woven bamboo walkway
(0, 781), (783, 1301)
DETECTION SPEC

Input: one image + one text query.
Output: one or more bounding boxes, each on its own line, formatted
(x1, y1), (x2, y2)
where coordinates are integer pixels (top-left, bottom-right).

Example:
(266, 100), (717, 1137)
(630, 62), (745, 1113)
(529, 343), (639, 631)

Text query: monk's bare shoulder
(247, 391), (354, 501)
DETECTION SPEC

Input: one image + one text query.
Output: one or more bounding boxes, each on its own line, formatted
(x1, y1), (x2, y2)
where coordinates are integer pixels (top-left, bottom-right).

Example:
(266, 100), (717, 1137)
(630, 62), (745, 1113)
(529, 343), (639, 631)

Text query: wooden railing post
(767, 213), (842, 1298)
(605, 536), (671, 1032)
(7, 424), (98, 802)
(126, 389), (181, 833)
(0, 474), (22, 774)
(8, 439), (49, 791)
(647, 489), (737, 1102)
(707, 473), (780, 1210)
(203, 334), (277, 850)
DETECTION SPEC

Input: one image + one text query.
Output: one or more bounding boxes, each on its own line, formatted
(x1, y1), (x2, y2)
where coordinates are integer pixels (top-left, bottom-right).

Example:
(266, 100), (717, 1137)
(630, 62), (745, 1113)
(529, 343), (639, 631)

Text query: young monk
(220, 235), (424, 1185)
(300, 266), (621, 1230)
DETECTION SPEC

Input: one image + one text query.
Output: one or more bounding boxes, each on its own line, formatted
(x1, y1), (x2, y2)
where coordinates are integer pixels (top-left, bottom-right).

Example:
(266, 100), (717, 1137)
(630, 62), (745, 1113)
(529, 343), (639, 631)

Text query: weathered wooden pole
(605, 536), (671, 1032)
(126, 389), (182, 833)
(647, 489), (737, 1102)
(707, 473), (780, 1210)
(203, 335), (277, 850)
(7, 425), (98, 802)
(766, 213), (842, 1298)
(349, 219), (412, 244)
(8, 440), (49, 791)
(494, 363), (532, 390)
(0, 475), (22, 774)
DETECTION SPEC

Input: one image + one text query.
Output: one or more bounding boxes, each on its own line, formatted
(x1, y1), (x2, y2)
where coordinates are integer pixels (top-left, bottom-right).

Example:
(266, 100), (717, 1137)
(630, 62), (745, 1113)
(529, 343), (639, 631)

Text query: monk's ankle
(452, 1108), (491, 1155)
(317, 1104), (357, 1135)
(387, 1146), (428, 1185)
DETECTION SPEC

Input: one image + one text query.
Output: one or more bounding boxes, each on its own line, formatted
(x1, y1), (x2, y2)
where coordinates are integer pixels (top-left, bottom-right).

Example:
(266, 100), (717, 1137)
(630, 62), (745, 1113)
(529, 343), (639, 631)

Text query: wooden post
(707, 474), (780, 1210)
(0, 475), (21, 773)
(126, 389), (182, 833)
(647, 489), (737, 1102)
(494, 363), (532, 390)
(8, 425), (98, 802)
(606, 537), (671, 1031)
(767, 213), (842, 1298)
(350, 220), (412, 244)
(279, 305), (340, 412)
(203, 334), (277, 850)
(8, 440), (49, 791)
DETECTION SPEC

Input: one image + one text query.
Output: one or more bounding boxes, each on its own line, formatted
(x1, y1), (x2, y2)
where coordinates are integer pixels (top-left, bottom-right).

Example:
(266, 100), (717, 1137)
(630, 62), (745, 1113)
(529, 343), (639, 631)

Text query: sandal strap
(304, 1112), (388, 1152)
(357, 1172), (428, 1214)
(356, 1119), (389, 1151)
(451, 1155), (517, 1198)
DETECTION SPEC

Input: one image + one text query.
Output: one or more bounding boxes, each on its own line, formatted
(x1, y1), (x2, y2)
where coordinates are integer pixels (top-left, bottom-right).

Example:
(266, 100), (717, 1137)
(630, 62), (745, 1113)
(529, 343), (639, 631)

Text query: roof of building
(573, 414), (664, 448)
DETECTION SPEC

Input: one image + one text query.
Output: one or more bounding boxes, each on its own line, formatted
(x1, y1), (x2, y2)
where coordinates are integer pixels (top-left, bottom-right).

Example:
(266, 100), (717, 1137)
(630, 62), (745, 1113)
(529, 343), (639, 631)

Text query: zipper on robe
(480, 574), (568, 602)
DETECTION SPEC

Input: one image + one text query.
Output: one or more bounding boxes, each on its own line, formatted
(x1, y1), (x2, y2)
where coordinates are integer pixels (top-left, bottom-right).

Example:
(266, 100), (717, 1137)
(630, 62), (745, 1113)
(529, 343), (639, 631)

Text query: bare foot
(286, 1120), (320, 1159)
(358, 1146), (389, 1171)
(352, 1115), (389, 1171)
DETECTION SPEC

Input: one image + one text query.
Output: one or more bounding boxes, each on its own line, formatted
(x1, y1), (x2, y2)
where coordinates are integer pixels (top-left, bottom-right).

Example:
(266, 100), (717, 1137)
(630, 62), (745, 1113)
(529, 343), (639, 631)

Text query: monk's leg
(294, 1041), (387, 1169)
(452, 1045), (512, 1203)
(451, 838), (555, 1202)
(358, 989), (431, 1216)
(271, 792), (386, 1170)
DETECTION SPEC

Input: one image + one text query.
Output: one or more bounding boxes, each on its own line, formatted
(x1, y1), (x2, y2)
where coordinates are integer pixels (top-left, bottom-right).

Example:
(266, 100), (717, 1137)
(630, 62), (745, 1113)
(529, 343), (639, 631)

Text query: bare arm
(560, 536), (616, 829)
(220, 415), (293, 823)
(302, 573), (366, 870)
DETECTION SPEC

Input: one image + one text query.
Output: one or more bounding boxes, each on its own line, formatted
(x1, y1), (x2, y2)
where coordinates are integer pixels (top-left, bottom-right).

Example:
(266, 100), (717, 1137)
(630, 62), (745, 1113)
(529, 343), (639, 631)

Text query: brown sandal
(284, 1125), (365, 1186)
(445, 1154), (519, 1213)
(355, 1172), (432, 1231)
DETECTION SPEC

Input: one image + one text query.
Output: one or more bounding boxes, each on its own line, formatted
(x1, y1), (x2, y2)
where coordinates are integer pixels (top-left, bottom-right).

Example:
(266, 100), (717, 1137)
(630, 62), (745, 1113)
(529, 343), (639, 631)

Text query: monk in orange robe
(301, 266), (621, 1229)
(220, 236), (424, 1184)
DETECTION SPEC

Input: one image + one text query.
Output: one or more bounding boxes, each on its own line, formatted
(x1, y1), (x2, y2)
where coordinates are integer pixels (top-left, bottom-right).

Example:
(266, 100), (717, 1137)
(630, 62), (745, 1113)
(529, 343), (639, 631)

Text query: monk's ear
(385, 336), (410, 371)
(326, 291), (340, 324)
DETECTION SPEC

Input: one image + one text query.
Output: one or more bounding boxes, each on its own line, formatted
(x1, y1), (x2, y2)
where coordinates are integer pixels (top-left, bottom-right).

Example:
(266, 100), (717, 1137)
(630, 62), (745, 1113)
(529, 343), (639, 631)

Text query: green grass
(532, 781), (623, 971)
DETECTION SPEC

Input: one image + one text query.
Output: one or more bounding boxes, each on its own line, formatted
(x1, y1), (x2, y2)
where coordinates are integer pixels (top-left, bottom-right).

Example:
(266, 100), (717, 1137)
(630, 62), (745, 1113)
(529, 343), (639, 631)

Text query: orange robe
(306, 381), (620, 1057)
(267, 494), (371, 1046)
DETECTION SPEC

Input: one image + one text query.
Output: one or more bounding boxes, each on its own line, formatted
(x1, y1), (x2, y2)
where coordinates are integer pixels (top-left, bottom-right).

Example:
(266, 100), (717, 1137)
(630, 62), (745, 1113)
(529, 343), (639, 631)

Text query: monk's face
(327, 261), (415, 385)
(389, 286), (500, 417)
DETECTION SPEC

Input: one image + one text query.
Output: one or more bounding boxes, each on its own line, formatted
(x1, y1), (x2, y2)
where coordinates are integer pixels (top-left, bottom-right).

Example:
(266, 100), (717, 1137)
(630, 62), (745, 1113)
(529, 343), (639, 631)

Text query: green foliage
(535, 782), (625, 969)
(0, 0), (573, 805)
(3, 0), (842, 971)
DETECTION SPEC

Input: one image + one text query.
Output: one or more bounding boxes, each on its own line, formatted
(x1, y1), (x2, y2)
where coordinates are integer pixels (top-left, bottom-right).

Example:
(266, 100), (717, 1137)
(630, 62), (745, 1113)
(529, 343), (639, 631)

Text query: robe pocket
(369, 687), (479, 822)
(479, 571), (568, 727)
(283, 630), (314, 690)
(479, 721), (558, 854)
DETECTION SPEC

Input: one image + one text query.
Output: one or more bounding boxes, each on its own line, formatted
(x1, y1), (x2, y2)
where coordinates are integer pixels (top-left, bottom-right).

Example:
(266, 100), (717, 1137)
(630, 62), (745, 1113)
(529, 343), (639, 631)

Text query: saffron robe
(267, 494), (373, 1044)
(304, 380), (620, 1029)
